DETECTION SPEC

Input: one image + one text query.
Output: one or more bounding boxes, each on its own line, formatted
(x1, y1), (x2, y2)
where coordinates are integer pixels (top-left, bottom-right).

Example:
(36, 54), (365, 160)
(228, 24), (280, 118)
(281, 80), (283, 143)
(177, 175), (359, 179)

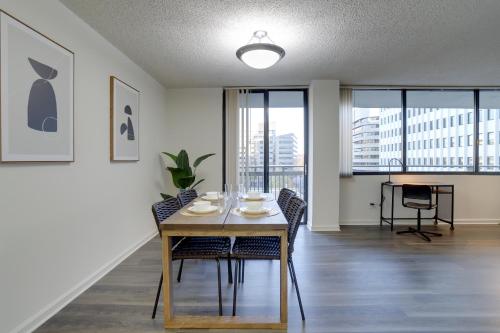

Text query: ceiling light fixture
(236, 30), (285, 69)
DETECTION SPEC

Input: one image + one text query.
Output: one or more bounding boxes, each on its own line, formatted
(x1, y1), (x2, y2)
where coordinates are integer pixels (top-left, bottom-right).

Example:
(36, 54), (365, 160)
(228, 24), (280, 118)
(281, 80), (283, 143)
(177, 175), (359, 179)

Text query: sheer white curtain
(339, 88), (353, 176)
(224, 89), (239, 187)
(224, 89), (251, 191)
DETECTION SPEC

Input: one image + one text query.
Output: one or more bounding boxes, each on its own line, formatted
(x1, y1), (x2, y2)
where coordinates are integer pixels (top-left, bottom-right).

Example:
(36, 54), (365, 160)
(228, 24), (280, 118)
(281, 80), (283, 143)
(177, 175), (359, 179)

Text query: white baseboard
(340, 218), (500, 226)
(306, 223), (341, 232)
(11, 230), (158, 333)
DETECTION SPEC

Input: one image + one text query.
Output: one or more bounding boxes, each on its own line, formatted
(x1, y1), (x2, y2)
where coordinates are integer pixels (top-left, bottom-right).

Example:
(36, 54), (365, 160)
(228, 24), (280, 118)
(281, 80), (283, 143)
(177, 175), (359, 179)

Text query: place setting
(231, 193), (280, 218)
(239, 190), (273, 202)
(181, 192), (226, 217)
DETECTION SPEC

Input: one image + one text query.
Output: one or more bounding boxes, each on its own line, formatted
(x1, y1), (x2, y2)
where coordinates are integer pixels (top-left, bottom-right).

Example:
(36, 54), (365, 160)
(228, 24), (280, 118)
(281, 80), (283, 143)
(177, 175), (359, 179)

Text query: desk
(159, 199), (288, 329)
(380, 182), (454, 231)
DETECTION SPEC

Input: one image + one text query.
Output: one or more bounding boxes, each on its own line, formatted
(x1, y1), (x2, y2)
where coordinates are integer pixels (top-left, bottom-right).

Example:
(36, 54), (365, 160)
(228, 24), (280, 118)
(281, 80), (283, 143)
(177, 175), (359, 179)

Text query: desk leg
(390, 186), (395, 231)
(380, 183), (383, 227)
(162, 233), (173, 325)
(280, 230), (288, 326)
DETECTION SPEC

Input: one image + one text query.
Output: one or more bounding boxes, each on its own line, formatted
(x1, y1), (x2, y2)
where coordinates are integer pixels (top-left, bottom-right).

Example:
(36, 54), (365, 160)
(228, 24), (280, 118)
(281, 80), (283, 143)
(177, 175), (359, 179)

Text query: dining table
(159, 194), (289, 329)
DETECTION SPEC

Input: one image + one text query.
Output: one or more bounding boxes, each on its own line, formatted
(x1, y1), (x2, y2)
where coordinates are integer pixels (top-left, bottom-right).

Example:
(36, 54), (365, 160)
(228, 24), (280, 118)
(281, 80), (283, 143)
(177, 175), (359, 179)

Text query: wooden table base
(162, 229), (288, 329)
(164, 315), (286, 329)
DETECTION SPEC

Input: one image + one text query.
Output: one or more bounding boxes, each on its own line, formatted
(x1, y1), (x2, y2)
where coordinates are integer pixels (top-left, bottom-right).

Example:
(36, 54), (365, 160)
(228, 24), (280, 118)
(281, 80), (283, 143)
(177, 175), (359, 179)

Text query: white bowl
(247, 191), (261, 199)
(246, 201), (263, 211)
(193, 200), (210, 207)
(188, 205), (218, 214)
(205, 191), (219, 200)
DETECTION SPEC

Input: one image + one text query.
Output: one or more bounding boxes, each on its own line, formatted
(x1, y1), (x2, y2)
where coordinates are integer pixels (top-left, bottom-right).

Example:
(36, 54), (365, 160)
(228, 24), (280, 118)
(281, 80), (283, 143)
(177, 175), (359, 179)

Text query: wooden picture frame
(0, 10), (74, 162)
(110, 76), (139, 161)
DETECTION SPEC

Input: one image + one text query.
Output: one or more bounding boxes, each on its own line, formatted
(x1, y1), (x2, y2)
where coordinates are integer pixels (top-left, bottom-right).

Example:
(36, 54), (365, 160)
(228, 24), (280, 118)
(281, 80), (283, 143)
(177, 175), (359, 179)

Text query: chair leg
(177, 259), (184, 282)
(232, 259), (239, 316)
(238, 260), (242, 283)
(289, 259), (305, 321)
(227, 254), (233, 284)
(152, 271), (163, 319)
(241, 259), (245, 283)
(288, 261), (296, 285)
(216, 259), (222, 316)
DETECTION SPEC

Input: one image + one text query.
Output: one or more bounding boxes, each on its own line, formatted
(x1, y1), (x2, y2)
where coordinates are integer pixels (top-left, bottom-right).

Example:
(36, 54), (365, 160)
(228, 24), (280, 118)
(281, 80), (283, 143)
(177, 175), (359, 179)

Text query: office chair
(397, 184), (442, 242)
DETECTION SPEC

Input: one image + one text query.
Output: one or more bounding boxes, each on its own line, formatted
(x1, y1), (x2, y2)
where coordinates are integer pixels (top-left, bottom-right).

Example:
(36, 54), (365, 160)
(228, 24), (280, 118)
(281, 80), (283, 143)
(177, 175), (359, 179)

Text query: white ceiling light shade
(236, 31), (285, 69)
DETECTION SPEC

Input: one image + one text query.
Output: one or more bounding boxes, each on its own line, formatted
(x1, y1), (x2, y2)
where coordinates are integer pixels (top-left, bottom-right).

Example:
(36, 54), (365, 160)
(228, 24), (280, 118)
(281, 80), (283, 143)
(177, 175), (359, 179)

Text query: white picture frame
(0, 11), (74, 162)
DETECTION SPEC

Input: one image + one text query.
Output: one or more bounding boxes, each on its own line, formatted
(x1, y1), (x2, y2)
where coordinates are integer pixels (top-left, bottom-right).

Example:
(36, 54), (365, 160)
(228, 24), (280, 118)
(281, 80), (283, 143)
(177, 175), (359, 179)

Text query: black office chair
(397, 184), (442, 242)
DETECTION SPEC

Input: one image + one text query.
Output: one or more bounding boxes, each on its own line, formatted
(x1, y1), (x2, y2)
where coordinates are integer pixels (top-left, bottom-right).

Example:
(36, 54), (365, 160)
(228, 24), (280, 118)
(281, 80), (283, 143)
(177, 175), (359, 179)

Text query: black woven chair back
(277, 188), (296, 212)
(152, 197), (181, 237)
(177, 189), (198, 207)
(402, 184), (432, 204)
(284, 196), (307, 255)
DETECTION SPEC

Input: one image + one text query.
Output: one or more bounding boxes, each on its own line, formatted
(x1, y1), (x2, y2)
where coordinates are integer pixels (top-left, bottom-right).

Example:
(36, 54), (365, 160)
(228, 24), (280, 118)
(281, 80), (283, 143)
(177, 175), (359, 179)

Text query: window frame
(353, 88), (500, 175)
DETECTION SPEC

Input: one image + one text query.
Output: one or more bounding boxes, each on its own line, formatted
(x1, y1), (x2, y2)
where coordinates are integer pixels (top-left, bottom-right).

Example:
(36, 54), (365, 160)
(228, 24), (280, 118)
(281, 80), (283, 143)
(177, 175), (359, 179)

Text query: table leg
(162, 234), (173, 325)
(280, 230), (288, 326)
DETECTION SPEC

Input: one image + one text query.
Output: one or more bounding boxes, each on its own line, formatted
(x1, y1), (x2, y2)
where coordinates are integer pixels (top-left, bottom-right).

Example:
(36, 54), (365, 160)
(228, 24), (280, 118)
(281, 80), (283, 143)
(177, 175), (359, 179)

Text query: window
(479, 91), (500, 172)
(352, 89), (498, 174)
(488, 132), (494, 145)
(352, 90), (402, 172)
(406, 91), (473, 171)
(488, 109), (494, 120)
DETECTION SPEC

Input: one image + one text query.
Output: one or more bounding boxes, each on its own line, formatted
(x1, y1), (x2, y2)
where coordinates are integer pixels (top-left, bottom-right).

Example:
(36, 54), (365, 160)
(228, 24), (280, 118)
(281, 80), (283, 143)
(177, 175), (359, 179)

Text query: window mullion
(474, 89), (480, 173)
(402, 90), (407, 173)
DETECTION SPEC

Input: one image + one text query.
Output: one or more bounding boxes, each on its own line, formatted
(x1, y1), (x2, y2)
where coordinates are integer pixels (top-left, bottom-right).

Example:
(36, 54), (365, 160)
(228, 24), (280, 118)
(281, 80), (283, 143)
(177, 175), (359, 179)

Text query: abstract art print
(110, 76), (139, 161)
(0, 11), (74, 162)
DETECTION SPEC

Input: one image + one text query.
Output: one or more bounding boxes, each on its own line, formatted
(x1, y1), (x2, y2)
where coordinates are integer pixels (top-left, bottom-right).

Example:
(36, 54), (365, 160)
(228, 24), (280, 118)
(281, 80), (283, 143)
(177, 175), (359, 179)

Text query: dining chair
(231, 196), (307, 320)
(177, 189), (198, 207)
(235, 188), (297, 281)
(396, 184), (442, 242)
(277, 188), (296, 212)
(174, 189), (233, 284)
(151, 197), (231, 318)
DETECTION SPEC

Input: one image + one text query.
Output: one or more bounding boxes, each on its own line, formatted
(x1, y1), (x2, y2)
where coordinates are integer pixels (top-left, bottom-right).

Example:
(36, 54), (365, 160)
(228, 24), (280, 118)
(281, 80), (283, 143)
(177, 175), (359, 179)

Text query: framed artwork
(0, 11), (74, 162)
(110, 76), (139, 161)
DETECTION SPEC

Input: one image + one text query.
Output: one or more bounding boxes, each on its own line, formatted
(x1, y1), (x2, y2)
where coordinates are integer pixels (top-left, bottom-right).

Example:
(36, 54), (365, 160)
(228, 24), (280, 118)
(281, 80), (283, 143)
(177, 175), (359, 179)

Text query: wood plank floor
(37, 225), (500, 333)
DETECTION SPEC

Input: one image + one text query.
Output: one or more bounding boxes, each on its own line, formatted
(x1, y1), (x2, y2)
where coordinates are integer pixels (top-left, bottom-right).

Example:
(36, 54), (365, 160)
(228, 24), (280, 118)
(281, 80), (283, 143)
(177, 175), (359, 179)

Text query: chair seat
(173, 237), (231, 259)
(232, 236), (281, 259)
(404, 201), (436, 209)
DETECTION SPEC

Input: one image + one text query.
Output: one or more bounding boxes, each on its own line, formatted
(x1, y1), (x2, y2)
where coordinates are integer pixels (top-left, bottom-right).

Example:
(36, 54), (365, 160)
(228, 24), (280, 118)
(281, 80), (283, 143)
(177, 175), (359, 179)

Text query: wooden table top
(159, 197), (288, 231)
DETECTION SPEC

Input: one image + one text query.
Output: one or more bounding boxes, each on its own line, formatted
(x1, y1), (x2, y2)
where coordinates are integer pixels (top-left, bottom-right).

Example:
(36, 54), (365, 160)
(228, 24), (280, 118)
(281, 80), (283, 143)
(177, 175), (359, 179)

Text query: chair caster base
(397, 227), (442, 242)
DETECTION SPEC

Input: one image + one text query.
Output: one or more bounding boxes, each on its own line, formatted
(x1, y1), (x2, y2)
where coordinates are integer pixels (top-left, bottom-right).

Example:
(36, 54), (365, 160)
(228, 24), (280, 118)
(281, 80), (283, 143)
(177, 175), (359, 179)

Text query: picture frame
(110, 76), (139, 161)
(0, 10), (74, 162)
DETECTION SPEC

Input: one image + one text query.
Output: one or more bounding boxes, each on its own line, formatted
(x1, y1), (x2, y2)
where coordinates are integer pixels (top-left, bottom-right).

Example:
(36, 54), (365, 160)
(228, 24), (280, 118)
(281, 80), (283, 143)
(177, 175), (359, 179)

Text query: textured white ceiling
(60, 0), (500, 88)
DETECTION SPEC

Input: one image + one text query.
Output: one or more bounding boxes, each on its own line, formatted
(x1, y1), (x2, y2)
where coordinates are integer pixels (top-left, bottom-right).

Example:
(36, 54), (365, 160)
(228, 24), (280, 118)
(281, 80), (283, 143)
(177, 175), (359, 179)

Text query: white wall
(0, 1), (170, 332)
(340, 174), (500, 225)
(308, 80), (340, 231)
(163, 88), (223, 195)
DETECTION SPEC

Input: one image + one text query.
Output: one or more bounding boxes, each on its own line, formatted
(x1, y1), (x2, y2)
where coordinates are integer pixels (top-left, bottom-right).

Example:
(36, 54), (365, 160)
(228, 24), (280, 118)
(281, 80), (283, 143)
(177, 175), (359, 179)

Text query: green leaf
(193, 153), (215, 168)
(177, 150), (190, 170)
(167, 167), (192, 189)
(190, 178), (205, 189)
(161, 152), (178, 166)
(177, 176), (195, 189)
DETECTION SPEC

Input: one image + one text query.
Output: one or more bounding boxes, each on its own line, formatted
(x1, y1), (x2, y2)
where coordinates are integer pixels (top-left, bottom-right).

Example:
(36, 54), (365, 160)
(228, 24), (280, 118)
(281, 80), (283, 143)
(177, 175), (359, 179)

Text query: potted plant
(161, 149), (214, 199)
